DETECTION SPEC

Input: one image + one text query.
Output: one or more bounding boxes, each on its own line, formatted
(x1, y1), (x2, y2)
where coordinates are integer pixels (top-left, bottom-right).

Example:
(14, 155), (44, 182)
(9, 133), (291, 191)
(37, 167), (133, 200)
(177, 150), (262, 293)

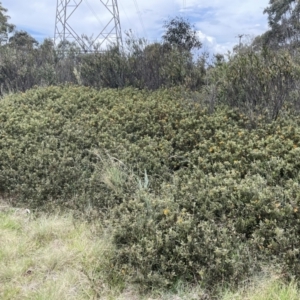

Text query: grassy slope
(1, 200), (299, 300)
(0, 199), (115, 299)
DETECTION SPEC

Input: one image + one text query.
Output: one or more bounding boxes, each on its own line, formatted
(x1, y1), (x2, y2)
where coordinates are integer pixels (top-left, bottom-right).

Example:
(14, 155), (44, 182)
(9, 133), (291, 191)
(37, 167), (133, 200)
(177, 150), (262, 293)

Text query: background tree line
(1, 0), (300, 121)
(0, 2), (206, 93)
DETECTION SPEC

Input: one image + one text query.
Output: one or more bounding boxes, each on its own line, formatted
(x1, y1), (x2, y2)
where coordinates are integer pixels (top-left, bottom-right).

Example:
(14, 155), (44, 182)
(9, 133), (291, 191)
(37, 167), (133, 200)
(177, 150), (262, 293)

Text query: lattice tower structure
(54, 0), (122, 52)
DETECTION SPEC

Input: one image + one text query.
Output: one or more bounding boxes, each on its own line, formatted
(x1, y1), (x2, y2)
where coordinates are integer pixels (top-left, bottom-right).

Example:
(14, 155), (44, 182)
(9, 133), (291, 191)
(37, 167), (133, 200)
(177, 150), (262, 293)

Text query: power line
(84, 0), (104, 28)
(182, 0), (186, 15)
(119, 1), (134, 31)
(132, 0), (148, 38)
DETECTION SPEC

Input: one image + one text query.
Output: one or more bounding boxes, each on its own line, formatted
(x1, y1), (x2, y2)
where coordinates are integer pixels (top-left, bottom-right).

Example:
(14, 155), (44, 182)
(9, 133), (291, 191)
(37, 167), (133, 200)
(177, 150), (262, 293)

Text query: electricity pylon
(54, 0), (123, 52)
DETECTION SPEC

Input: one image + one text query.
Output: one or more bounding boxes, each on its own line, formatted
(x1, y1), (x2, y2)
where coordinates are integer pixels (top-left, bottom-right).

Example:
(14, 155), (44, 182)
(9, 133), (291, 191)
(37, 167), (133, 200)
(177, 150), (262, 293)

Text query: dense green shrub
(112, 167), (300, 289)
(109, 107), (300, 290)
(112, 186), (257, 289)
(0, 85), (207, 208)
(1, 85), (300, 292)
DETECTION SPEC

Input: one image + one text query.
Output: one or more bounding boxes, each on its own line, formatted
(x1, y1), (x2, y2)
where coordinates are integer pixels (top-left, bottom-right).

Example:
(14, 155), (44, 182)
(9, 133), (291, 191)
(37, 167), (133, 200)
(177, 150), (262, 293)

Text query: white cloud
(1, 0), (270, 54)
(198, 31), (214, 45)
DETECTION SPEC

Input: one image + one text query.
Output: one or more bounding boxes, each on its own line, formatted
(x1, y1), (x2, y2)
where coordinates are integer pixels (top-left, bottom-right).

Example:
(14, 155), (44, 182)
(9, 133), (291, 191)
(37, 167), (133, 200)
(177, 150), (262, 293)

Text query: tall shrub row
(0, 38), (206, 95)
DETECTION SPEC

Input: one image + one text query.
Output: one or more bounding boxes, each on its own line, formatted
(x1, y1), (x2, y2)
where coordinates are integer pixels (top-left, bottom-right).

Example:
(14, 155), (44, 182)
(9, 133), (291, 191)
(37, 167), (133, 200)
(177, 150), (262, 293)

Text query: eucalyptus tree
(9, 31), (39, 49)
(263, 0), (300, 49)
(0, 2), (15, 44)
(162, 16), (202, 52)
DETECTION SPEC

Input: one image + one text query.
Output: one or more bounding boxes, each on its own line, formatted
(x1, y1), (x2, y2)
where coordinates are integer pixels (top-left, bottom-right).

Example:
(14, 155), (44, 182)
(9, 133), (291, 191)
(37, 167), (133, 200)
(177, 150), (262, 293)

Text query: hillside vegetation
(1, 85), (300, 297)
(2, 1), (300, 298)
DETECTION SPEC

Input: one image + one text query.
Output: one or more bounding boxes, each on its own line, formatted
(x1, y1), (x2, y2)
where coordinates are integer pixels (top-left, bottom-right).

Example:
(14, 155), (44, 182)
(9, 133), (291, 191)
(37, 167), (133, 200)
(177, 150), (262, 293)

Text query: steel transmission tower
(54, 0), (122, 52)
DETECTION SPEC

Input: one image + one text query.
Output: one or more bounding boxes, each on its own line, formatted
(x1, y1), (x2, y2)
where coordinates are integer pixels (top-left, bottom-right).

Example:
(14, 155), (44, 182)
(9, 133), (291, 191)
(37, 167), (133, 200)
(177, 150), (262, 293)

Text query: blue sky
(2, 0), (270, 54)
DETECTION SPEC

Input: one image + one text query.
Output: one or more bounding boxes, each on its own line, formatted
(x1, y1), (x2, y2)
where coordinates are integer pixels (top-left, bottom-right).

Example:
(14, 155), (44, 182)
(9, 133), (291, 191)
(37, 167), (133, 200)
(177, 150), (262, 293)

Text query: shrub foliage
(209, 48), (300, 121)
(1, 85), (300, 292)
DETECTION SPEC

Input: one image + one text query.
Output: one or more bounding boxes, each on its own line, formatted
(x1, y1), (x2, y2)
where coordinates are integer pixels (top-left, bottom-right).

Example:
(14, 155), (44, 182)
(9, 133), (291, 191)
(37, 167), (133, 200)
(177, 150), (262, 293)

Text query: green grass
(222, 276), (299, 300)
(1, 199), (299, 300)
(0, 200), (119, 300)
